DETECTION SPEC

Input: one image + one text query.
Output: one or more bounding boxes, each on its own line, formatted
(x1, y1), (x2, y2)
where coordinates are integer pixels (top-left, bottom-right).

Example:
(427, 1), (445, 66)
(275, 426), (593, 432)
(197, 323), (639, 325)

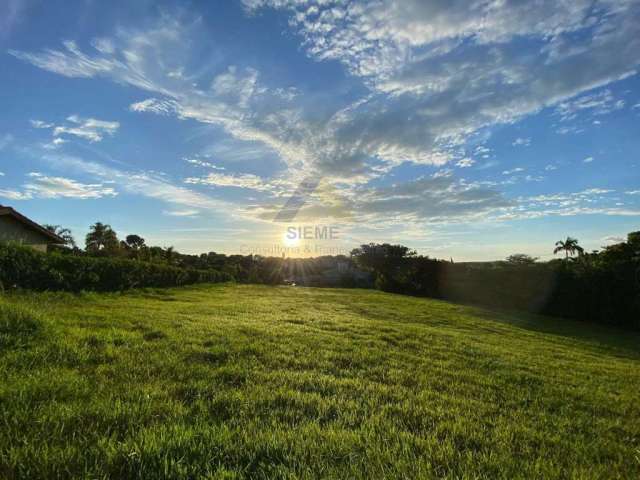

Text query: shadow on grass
(325, 288), (640, 359)
(484, 308), (640, 355)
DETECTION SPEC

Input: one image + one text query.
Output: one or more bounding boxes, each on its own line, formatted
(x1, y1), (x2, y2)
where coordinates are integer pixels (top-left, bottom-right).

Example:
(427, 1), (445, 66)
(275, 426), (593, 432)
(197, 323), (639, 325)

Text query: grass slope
(1, 284), (639, 479)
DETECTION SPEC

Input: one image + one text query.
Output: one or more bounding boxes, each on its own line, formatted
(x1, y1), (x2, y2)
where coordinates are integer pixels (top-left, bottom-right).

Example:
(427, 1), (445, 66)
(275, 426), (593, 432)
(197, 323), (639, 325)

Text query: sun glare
(282, 231), (300, 247)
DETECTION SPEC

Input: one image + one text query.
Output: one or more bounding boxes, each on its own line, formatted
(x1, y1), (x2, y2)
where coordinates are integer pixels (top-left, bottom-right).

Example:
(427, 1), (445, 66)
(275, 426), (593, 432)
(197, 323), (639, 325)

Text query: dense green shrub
(351, 240), (640, 330)
(0, 243), (233, 292)
(541, 260), (639, 329)
(2, 238), (638, 329)
(439, 263), (558, 313)
(380, 260), (638, 329)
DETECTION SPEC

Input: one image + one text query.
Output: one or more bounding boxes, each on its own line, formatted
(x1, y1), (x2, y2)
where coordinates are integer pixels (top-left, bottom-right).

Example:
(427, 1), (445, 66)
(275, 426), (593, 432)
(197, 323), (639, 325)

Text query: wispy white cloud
(90, 37), (115, 54)
(9, 40), (119, 79)
(602, 235), (625, 244)
(185, 172), (290, 194)
(31, 115), (119, 143)
(245, 0), (605, 81)
(163, 209), (200, 217)
(183, 157), (225, 170)
(54, 115), (119, 142)
(211, 65), (264, 109)
(502, 167), (525, 175)
(475, 145), (491, 156)
(42, 137), (68, 150)
(556, 89), (625, 122)
(241, 0), (640, 178)
(30, 120), (54, 129)
(354, 176), (512, 225)
(250, 176), (638, 227)
(129, 98), (178, 115)
(249, 174), (512, 225)
(498, 188), (640, 221)
(10, 5), (640, 225)
(583, 156), (594, 163)
(0, 188), (31, 201)
(456, 158), (475, 168)
(34, 150), (235, 216)
(512, 137), (531, 147)
(556, 125), (585, 136)
(13, 5), (638, 186)
(524, 175), (544, 183)
(0, 172), (117, 200)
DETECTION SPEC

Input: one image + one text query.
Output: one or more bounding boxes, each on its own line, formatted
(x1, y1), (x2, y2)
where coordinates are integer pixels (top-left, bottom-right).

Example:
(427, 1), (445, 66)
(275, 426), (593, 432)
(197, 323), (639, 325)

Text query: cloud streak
(0, 172), (117, 200)
(31, 115), (119, 143)
(243, 0), (640, 173)
(30, 150), (238, 219)
(9, 4), (640, 226)
(184, 172), (290, 194)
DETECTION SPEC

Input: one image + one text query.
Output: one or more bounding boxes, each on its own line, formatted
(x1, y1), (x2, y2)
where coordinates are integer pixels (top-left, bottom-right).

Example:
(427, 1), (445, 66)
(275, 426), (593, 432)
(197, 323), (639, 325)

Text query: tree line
(38, 223), (640, 330)
(349, 233), (640, 329)
(43, 222), (329, 285)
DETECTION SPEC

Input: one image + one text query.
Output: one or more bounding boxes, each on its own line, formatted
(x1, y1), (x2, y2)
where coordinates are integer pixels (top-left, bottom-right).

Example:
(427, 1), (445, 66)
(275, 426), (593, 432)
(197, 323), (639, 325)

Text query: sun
(282, 231), (300, 248)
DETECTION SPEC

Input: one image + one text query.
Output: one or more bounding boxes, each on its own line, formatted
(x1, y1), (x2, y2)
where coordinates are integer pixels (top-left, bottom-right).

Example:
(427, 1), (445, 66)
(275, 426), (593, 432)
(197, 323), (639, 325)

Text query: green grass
(1, 284), (639, 479)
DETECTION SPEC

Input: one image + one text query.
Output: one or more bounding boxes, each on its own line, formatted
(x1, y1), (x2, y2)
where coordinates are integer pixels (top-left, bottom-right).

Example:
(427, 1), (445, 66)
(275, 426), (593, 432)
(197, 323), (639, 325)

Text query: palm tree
(43, 224), (76, 248)
(85, 222), (119, 253)
(554, 237), (584, 259)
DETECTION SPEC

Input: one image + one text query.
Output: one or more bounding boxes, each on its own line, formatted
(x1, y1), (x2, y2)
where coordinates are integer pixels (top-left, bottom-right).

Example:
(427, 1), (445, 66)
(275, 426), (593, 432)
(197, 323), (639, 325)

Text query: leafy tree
(627, 231), (640, 261)
(351, 244), (416, 272)
(554, 237), (584, 259)
(85, 222), (119, 254)
(165, 246), (176, 265)
(506, 253), (538, 265)
(147, 246), (165, 262)
(351, 243), (416, 292)
(43, 224), (76, 248)
(599, 232), (640, 264)
(122, 234), (146, 260)
(125, 234), (146, 250)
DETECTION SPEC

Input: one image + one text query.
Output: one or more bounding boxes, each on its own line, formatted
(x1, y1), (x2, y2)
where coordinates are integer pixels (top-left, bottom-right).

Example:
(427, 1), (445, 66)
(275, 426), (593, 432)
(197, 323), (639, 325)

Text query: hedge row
(379, 260), (640, 330)
(439, 262), (640, 329)
(0, 244), (232, 292)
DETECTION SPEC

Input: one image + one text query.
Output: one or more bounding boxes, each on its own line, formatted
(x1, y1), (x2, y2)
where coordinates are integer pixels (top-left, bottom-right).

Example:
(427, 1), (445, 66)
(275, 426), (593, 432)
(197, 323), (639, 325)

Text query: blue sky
(1, 0), (639, 260)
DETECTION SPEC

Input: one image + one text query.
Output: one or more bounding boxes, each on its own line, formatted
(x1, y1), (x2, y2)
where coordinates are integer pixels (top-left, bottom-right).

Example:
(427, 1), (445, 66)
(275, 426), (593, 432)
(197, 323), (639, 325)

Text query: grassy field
(1, 284), (639, 479)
